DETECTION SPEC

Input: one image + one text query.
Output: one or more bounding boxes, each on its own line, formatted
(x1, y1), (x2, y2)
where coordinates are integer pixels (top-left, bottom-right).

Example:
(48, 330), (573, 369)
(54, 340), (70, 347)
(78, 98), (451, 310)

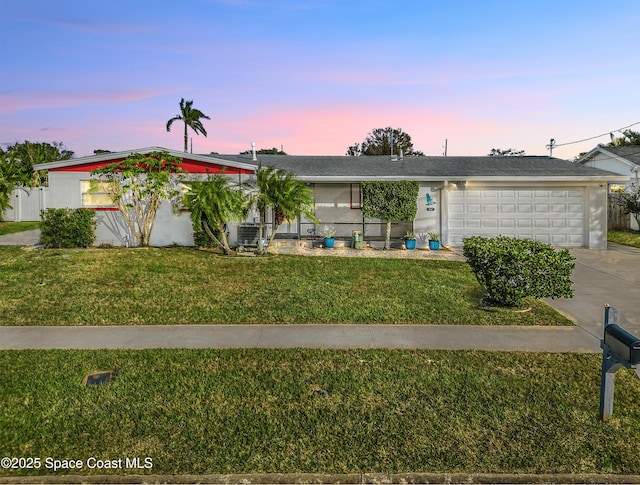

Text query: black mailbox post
(599, 305), (640, 421)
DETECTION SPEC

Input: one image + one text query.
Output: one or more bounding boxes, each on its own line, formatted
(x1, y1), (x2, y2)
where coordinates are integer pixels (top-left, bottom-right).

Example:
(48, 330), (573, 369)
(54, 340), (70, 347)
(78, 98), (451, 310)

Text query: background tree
(166, 98), (211, 152)
(240, 147), (287, 155)
(487, 148), (526, 156)
(1, 141), (74, 186)
(0, 161), (15, 219)
(608, 130), (640, 147)
(361, 181), (419, 249)
(90, 151), (185, 247)
(253, 165), (318, 253)
(347, 127), (424, 156)
(183, 175), (249, 255)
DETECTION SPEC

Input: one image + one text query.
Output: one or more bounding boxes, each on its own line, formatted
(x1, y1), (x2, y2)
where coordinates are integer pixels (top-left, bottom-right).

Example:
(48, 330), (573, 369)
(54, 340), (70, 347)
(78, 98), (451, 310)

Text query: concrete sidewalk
(0, 324), (600, 352)
(0, 228), (41, 245)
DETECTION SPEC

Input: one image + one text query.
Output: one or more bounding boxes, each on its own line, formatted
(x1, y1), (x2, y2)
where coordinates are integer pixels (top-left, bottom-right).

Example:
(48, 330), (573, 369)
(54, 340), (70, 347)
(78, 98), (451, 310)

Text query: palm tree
(166, 98), (211, 152)
(254, 165), (318, 253)
(184, 175), (249, 255)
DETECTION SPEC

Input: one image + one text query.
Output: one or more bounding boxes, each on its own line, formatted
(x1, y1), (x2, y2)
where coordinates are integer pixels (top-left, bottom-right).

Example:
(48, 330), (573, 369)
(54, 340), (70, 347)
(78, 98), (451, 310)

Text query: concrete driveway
(544, 242), (640, 340)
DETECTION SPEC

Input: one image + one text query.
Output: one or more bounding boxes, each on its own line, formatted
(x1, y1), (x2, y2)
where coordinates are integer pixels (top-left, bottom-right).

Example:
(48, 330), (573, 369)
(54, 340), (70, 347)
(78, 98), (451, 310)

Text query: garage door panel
(448, 187), (584, 247)
(517, 204), (533, 213)
(500, 219), (515, 228)
(501, 204), (516, 213)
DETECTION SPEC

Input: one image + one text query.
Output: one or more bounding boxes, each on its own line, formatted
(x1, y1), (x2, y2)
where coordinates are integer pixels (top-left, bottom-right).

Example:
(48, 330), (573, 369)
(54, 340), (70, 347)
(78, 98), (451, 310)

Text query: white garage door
(448, 187), (584, 247)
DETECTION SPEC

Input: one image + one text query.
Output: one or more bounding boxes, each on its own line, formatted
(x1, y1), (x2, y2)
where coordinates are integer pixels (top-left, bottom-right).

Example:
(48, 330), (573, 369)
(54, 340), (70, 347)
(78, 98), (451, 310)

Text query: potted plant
(428, 231), (440, 250)
(322, 226), (336, 249)
(403, 230), (417, 250)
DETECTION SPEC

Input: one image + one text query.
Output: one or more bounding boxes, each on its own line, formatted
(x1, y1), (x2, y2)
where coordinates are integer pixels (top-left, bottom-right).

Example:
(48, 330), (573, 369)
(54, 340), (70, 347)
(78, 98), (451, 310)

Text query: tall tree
(608, 130), (640, 147)
(361, 181), (419, 249)
(90, 151), (185, 247)
(1, 141), (74, 186)
(183, 175), (249, 255)
(347, 127), (424, 156)
(487, 148), (526, 156)
(252, 165), (318, 253)
(166, 98), (211, 152)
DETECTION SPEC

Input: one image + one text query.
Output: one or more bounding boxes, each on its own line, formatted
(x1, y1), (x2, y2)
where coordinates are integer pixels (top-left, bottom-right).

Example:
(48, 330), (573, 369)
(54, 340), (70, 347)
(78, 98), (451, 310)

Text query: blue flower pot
(324, 237), (335, 248)
(429, 240), (440, 250)
(405, 239), (416, 250)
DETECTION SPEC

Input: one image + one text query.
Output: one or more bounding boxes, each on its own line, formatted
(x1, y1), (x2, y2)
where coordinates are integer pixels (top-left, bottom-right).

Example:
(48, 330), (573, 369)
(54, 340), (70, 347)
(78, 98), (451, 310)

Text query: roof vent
(251, 142), (257, 162)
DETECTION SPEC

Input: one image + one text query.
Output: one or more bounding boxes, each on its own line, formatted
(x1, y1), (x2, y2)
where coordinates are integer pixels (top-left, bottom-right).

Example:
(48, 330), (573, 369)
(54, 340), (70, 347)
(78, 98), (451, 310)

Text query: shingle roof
(589, 146), (640, 166)
(213, 154), (624, 181)
(33, 147), (627, 182)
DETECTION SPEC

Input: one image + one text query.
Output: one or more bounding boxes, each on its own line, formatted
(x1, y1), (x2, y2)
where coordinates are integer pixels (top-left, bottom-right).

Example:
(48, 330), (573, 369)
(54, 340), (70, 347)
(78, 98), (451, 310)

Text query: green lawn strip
(0, 247), (571, 326)
(608, 230), (640, 249)
(1, 349), (639, 476)
(0, 221), (40, 236)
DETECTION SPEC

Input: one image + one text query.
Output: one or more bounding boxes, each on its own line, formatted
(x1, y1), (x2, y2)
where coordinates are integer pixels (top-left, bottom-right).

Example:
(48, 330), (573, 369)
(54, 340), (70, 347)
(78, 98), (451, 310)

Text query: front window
(81, 180), (116, 207)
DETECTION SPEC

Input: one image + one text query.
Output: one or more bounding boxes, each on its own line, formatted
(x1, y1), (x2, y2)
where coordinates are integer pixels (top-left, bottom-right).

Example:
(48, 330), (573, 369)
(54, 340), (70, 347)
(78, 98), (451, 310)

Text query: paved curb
(2, 472), (640, 484)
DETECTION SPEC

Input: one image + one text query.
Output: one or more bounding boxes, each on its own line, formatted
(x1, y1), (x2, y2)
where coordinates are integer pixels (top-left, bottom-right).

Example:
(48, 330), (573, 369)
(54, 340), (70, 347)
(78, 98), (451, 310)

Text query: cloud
(0, 89), (163, 115)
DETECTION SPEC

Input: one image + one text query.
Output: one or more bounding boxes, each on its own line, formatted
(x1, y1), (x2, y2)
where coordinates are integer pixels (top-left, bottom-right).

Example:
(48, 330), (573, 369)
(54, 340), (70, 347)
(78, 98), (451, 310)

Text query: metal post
(599, 304), (637, 421)
(604, 304), (618, 327)
(600, 349), (623, 421)
(600, 304), (619, 421)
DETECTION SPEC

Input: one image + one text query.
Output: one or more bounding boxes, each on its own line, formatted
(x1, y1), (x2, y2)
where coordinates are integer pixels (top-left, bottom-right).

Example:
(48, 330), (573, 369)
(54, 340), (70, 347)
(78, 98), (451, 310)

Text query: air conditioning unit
(237, 224), (259, 246)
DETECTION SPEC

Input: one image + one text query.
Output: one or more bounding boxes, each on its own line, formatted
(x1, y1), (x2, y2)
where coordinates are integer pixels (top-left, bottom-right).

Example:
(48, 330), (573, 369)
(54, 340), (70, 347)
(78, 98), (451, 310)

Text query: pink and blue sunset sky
(1, 0), (638, 160)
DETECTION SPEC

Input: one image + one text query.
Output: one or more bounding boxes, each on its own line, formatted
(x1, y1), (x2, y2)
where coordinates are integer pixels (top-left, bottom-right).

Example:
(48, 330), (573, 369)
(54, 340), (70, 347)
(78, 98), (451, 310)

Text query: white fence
(2, 187), (48, 222)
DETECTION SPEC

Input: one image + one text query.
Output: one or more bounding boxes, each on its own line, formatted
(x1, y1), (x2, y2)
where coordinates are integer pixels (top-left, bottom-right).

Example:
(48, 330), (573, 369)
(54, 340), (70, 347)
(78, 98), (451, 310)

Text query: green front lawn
(609, 229), (640, 248)
(0, 247), (571, 326)
(1, 349), (639, 476)
(0, 221), (40, 236)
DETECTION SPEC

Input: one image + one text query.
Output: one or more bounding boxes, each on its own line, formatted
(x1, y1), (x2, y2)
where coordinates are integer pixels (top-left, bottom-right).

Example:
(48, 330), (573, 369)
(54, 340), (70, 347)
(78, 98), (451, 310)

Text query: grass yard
(0, 221), (40, 236)
(609, 229), (640, 249)
(0, 246), (571, 326)
(1, 349), (639, 476)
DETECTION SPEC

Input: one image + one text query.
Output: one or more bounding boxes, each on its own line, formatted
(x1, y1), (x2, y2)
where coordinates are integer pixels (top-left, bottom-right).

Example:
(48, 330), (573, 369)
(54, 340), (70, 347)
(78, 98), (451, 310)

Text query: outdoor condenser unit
(237, 224), (260, 247)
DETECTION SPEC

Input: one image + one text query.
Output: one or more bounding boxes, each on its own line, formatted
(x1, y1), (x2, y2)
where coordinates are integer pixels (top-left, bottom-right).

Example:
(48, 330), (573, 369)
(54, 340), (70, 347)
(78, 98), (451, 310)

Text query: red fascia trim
(180, 159), (254, 174)
(88, 207), (119, 211)
(50, 159), (126, 172)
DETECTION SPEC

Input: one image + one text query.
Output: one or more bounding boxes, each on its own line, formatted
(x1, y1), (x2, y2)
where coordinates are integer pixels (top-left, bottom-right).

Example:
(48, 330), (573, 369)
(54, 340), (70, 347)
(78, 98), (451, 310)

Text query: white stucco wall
(414, 184), (441, 248)
(585, 183), (609, 250)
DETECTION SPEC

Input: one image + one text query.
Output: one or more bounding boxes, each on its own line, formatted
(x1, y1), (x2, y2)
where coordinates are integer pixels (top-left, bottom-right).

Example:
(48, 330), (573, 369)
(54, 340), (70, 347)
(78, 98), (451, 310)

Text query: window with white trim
(81, 180), (116, 207)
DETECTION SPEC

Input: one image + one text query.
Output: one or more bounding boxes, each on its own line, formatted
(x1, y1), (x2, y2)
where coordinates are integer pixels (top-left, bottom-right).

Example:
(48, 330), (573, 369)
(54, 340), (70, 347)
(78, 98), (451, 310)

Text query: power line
(554, 122), (640, 148)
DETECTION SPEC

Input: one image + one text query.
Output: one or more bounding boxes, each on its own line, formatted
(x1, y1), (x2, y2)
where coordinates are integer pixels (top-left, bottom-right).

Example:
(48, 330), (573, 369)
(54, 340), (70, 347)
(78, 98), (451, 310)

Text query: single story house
(33, 146), (628, 249)
(576, 145), (640, 190)
(576, 145), (639, 230)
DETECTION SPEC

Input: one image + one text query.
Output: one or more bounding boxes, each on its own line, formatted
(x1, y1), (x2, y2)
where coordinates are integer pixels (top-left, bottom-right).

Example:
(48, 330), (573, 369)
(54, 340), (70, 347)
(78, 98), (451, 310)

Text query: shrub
(40, 208), (96, 248)
(193, 227), (224, 248)
(462, 236), (575, 307)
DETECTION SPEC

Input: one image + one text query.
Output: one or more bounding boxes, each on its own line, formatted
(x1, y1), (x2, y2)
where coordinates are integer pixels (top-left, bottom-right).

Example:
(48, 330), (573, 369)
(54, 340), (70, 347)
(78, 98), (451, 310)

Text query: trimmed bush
(463, 236), (575, 307)
(40, 208), (96, 248)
